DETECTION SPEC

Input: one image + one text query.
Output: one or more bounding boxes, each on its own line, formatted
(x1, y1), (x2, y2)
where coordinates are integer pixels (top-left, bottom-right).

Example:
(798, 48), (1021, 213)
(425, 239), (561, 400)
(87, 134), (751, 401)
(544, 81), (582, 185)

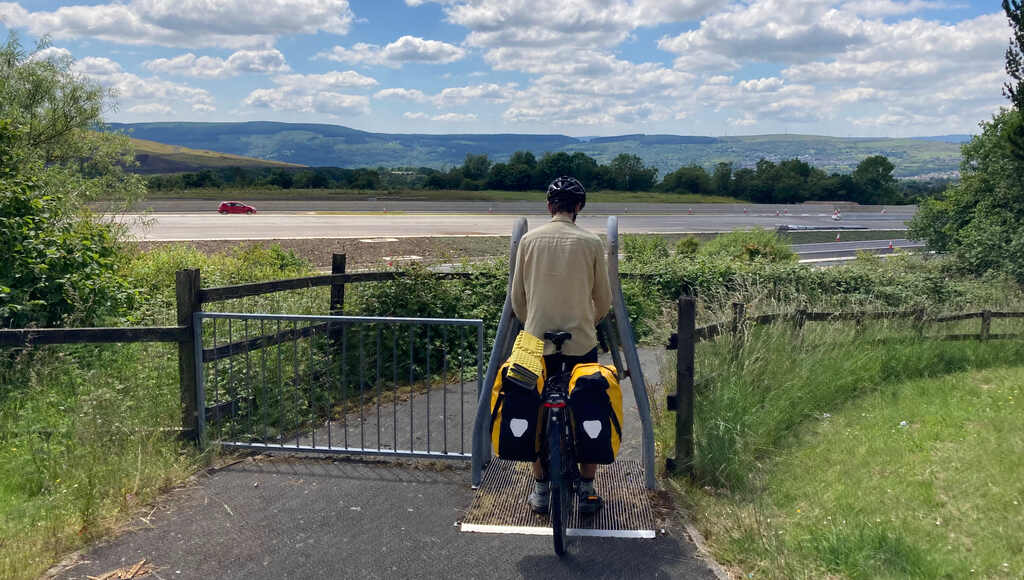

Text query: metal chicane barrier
(194, 312), (485, 460)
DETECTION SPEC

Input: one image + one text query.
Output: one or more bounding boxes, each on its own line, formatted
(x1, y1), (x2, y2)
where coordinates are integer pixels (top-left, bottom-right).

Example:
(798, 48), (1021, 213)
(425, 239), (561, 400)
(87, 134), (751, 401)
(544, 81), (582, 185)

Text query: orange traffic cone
(688, 208), (693, 215)
(776, 210), (780, 216)
(835, 233), (841, 242)
(888, 240), (894, 250)
(488, 206), (493, 214)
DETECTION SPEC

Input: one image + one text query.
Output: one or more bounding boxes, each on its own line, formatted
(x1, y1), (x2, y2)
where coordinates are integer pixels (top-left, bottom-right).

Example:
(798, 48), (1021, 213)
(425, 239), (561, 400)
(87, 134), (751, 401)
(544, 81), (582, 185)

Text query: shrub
(0, 174), (135, 328)
(675, 235), (700, 256)
(697, 228), (796, 263)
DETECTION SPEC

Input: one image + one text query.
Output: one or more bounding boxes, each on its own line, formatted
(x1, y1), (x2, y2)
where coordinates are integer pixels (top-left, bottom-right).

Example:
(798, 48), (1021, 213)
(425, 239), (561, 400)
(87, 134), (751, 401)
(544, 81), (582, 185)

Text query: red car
(218, 201), (256, 214)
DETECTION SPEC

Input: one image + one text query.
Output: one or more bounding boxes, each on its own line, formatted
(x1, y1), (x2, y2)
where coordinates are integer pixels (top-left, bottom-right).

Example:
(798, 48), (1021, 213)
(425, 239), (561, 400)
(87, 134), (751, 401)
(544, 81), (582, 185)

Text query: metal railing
(195, 312), (484, 460)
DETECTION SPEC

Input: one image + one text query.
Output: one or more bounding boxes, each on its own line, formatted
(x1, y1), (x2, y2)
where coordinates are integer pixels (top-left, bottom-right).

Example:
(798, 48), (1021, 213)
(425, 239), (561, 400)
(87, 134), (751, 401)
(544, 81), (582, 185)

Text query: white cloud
(318, 35), (466, 68)
(659, 0), (869, 70)
(403, 111), (478, 122)
(128, 103), (172, 114)
(0, 0), (353, 49)
(435, 83), (515, 106)
(431, 112), (477, 122)
(840, 0), (949, 17)
(71, 57), (215, 107)
(144, 49), (289, 78)
(378, 83), (517, 107)
(272, 70), (379, 90)
(242, 70), (377, 116)
(376, 88), (431, 102)
(27, 46), (72, 63)
(435, 0), (718, 52)
(192, 103), (216, 112)
(243, 88), (371, 115)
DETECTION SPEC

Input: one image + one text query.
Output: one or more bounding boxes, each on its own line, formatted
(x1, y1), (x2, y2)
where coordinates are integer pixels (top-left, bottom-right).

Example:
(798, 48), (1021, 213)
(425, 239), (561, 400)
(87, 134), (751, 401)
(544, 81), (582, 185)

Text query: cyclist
(510, 175), (612, 515)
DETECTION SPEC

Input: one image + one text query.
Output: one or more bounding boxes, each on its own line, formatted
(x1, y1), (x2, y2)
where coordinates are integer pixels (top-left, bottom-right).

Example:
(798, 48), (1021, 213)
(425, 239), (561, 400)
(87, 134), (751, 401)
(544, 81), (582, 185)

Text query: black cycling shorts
(543, 347), (598, 376)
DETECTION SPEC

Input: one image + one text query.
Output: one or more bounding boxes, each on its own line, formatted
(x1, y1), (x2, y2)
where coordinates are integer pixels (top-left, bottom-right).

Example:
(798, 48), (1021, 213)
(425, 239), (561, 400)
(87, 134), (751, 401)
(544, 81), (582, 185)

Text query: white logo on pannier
(583, 420), (602, 439)
(510, 418), (529, 437)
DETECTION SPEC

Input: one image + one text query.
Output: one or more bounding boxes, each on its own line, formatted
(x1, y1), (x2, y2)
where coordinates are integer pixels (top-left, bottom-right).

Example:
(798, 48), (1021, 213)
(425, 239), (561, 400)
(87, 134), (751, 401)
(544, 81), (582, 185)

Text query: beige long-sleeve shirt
(511, 215), (612, 356)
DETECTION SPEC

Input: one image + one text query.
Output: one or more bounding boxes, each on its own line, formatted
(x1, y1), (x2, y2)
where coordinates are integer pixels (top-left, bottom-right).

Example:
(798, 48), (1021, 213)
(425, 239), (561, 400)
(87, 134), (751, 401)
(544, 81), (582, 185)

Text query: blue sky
(0, 0), (1010, 137)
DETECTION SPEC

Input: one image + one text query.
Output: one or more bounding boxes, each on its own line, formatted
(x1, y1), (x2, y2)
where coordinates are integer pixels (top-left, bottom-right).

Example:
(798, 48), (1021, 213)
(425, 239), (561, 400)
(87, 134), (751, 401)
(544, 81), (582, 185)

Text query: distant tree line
(146, 166), (383, 191)
(147, 151), (949, 204)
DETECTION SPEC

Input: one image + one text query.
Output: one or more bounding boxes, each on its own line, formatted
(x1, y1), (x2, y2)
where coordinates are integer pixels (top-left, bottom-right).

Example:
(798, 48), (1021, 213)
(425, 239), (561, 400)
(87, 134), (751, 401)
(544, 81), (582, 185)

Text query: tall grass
(666, 319), (1024, 492)
(0, 343), (192, 579)
(0, 243), (320, 580)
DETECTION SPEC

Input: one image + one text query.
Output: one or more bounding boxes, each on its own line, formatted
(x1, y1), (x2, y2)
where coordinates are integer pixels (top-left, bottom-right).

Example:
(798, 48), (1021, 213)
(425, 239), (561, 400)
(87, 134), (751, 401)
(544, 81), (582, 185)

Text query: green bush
(0, 174), (135, 328)
(621, 234), (670, 266)
(675, 235), (700, 256)
(697, 228), (796, 263)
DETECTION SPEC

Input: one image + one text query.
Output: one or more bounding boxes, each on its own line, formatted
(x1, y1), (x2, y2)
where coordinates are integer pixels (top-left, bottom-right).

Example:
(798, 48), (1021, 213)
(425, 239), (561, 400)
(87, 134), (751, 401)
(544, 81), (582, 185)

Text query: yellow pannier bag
(489, 359), (544, 462)
(567, 363), (623, 464)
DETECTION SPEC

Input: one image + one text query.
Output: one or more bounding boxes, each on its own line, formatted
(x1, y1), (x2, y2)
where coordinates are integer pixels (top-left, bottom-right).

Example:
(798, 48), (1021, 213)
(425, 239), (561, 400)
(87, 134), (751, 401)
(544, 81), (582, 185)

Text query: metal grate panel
(461, 459), (655, 538)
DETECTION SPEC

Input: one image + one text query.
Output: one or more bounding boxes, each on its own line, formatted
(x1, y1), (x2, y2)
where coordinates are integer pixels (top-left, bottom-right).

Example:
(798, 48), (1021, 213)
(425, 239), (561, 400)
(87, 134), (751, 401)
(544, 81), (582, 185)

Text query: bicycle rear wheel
(548, 415), (569, 556)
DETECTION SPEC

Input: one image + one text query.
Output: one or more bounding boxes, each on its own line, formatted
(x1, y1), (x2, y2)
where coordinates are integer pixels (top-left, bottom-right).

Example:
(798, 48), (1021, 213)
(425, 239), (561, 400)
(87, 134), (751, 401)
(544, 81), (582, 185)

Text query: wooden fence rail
(0, 326), (188, 347)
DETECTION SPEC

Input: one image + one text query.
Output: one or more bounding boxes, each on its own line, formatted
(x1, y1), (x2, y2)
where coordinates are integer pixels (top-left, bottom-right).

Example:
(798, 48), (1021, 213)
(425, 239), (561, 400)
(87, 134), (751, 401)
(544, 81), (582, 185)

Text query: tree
(609, 153), (657, 191)
(0, 35), (143, 328)
(851, 155), (899, 204)
(711, 162), (733, 196)
(1004, 1), (1024, 110)
(461, 153), (491, 181)
(1001, 1), (1024, 159)
(0, 35), (144, 208)
(909, 109), (1024, 282)
(660, 165), (711, 194)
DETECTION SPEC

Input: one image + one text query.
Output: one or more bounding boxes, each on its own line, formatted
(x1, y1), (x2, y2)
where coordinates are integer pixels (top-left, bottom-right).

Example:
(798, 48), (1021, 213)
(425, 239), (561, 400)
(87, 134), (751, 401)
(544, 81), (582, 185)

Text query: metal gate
(194, 312), (485, 460)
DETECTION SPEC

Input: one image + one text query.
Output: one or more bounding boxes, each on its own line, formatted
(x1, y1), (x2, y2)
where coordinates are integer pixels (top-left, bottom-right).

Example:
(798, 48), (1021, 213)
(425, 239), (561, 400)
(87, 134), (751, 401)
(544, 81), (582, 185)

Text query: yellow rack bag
(567, 363), (623, 464)
(489, 332), (546, 461)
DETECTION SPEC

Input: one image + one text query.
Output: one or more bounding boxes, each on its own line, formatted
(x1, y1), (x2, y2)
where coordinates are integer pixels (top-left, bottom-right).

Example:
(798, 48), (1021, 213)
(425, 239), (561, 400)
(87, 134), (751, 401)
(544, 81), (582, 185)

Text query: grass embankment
(140, 187), (740, 204)
(661, 321), (1024, 579)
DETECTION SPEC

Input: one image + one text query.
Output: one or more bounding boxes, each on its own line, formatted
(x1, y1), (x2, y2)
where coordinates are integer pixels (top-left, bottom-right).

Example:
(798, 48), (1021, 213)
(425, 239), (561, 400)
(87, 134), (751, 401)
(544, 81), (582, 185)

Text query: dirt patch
(134, 236), (511, 270)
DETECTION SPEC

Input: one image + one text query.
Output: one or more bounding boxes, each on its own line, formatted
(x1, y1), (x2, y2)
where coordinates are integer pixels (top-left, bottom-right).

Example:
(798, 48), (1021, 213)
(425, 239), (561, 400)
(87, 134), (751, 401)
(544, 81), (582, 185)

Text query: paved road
(50, 349), (722, 580)
(117, 204), (913, 241)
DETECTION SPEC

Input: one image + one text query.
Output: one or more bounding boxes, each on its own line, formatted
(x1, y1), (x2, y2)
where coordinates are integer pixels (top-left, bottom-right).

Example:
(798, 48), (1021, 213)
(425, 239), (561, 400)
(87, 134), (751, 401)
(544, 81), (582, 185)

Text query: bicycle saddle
(543, 331), (572, 350)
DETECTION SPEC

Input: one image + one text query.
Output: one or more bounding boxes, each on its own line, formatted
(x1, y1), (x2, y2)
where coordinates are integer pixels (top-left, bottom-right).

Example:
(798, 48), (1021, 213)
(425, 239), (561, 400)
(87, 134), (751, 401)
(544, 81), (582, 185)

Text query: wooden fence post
(176, 268), (201, 443)
(981, 309), (991, 340)
(731, 301), (746, 360)
(669, 294), (696, 476)
(914, 308), (926, 337)
(794, 309), (807, 331)
(330, 253), (346, 316)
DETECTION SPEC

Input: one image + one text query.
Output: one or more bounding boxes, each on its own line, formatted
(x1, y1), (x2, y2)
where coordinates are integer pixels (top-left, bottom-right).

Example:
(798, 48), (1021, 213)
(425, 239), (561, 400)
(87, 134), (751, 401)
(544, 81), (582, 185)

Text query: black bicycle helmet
(546, 176), (586, 210)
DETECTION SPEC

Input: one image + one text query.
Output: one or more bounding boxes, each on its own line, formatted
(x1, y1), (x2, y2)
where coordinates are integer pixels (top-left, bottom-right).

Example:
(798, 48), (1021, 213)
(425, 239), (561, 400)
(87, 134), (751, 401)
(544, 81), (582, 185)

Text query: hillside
(109, 122), (965, 178)
(129, 136), (305, 174)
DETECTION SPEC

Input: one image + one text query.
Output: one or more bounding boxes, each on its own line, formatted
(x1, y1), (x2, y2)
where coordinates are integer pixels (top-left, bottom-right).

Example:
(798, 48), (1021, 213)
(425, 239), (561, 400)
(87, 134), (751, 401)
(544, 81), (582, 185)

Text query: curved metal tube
(471, 217), (527, 487)
(607, 216), (657, 489)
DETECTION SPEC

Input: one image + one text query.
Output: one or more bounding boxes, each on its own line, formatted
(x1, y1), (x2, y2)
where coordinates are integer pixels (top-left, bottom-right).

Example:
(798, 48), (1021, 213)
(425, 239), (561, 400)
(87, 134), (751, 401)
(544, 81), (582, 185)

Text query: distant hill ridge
(108, 121), (965, 178)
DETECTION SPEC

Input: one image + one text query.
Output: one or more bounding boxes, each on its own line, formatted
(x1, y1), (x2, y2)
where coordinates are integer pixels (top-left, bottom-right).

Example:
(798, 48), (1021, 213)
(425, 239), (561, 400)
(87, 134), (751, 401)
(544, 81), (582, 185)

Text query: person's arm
(592, 239), (612, 318)
(511, 241), (528, 322)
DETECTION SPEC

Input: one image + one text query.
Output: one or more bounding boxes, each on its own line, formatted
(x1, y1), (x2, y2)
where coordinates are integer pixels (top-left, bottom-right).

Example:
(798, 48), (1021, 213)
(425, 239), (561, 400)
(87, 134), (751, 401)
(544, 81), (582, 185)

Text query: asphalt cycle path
(49, 348), (723, 580)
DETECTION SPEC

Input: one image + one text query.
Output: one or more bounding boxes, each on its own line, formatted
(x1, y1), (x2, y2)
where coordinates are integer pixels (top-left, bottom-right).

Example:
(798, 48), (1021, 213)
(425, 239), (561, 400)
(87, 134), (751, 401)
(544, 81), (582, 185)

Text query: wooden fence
(5, 256), (1023, 448)
(0, 253), (476, 441)
(664, 297), (1024, 475)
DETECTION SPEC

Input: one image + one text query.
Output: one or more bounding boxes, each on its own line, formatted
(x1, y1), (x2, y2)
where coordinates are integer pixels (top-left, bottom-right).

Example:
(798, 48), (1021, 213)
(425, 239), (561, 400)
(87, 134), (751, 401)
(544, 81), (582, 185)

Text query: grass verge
(659, 321), (1024, 579)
